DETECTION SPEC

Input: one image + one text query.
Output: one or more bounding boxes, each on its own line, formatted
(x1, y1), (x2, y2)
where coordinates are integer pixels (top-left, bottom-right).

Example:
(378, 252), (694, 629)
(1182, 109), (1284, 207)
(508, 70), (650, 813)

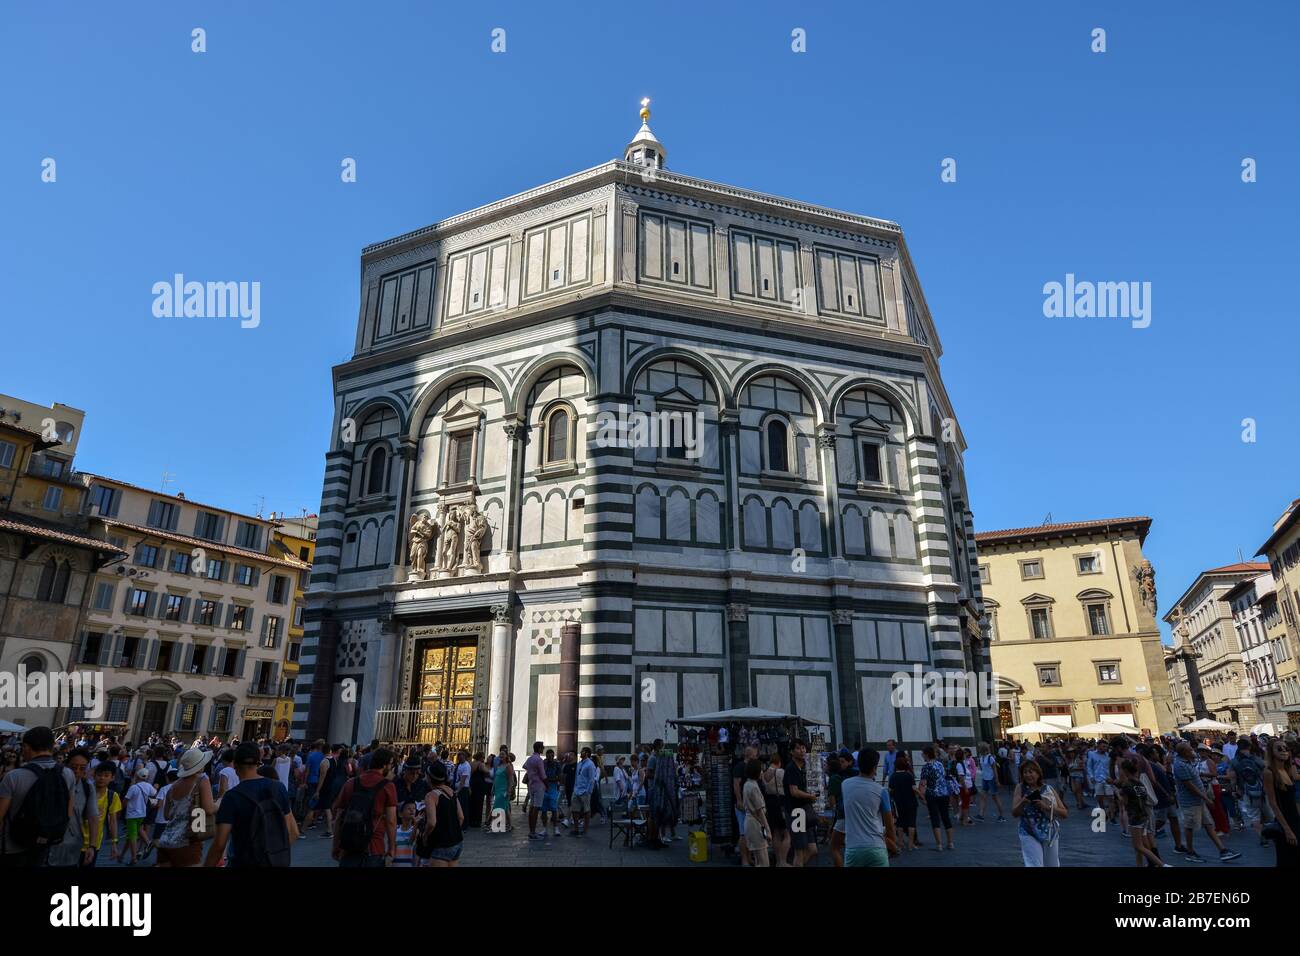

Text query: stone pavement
(92, 789), (1280, 868)
(283, 790), (1279, 868)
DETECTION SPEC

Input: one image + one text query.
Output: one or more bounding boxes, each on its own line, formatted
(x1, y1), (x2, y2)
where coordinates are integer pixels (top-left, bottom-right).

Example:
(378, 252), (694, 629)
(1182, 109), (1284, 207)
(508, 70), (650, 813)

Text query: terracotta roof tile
(1201, 561), (1270, 575)
(100, 519), (309, 570)
(974, 516), (1151, 545)
(0, 513), (126, 554)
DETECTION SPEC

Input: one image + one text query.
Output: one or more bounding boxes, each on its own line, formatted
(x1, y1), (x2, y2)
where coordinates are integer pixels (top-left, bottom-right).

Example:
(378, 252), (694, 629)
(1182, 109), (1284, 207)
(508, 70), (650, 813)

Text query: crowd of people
(1, 723), (1296, 869)
(815, 730), (1300, 868)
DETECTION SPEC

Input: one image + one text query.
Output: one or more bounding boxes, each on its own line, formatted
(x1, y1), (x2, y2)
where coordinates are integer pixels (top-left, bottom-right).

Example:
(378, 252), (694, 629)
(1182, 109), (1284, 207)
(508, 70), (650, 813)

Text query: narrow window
(546, 409), (570, 464)
(365, 445), (387, 496)
(766, 420), (790, 472)
(860, 441), (882, 483)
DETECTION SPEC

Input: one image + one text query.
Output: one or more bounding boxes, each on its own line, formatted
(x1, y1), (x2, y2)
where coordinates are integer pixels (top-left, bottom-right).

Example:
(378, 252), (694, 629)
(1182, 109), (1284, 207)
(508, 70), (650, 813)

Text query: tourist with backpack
(0, 726), (76, 867)
(205, 742), (297, 867)
(1231, 740), (1270, 845)
(332, 747), (398, 867)
(46, 747), (99, 868)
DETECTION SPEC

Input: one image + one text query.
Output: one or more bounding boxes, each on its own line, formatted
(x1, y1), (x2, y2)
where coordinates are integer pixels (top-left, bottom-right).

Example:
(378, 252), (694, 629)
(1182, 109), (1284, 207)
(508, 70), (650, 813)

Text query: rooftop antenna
(1042, 512), (1053, 525)
(254, 495), (265, 518)
(161, 467), (176, 492)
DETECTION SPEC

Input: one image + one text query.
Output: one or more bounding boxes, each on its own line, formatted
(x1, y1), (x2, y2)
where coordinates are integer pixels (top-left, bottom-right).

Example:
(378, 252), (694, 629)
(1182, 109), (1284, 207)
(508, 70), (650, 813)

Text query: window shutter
(109, 488), (122, 517)
(71, 631), (86, 667)
(182, 644), (195, 674)
(213, 647), (227, 676)
(235, 648), (248, 678)
(147, 501), (161, 527)
(180, 597), (191, 622)
(168, 507), (179, 531)
(225, 604), (235, 627)
(98, 636), (114, 667)
(268, 662), (279, 693)
(260, 615), (269, 641)
(190, 599), (203, 624)
(266, 573), (275, 602)
(111, 635), (125, 667)
(122, 587), (133, 613)
(250, 567), (261, 589)
(273, 617), (282, 649)
(144, 591), (158, 618)
(146, 640), (160, 670)
(216, 515), (227, 541)
(133, 639), (148, 669)
(207, 703), (217, 731)
(190, 701), (203, 730)
(132, 542), (143, 564)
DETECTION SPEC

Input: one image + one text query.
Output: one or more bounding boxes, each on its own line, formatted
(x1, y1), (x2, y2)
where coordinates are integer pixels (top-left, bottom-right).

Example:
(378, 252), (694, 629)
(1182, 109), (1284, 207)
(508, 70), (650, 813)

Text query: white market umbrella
(1006, 720), (1072, 736)
(0, 719), (27, 733)
(1071, 721), (1136, 736)
(1249, 723), (1278, 736)
(1180, 718), (1235, 732)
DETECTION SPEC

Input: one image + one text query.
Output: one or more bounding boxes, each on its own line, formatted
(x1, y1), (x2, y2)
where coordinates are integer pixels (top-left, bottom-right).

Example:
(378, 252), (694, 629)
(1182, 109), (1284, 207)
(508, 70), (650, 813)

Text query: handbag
(1260, 820), (1284, 842)
(170, 779), (217, 843)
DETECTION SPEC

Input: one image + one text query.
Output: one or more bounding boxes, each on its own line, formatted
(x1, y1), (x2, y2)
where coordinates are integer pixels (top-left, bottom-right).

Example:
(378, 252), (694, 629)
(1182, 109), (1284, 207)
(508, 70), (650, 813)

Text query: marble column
(726, 601), (750, 708)
(832, 607), (861, 747)
(487, 602), (513, 752)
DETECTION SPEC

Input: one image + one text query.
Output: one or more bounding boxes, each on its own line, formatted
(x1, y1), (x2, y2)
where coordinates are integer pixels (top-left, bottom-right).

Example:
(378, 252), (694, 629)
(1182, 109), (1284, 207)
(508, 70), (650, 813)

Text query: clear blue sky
(4, 2), (1297, 641)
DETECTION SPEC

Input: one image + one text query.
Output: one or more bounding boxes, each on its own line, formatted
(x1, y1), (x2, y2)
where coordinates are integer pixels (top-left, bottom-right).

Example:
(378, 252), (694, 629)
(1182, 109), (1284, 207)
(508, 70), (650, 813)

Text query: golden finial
(640, 97), (651, 123)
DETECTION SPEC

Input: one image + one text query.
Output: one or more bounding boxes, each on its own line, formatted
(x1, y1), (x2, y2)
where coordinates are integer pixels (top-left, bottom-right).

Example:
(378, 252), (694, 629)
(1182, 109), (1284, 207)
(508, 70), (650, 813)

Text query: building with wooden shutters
(74, 475), (309, 742)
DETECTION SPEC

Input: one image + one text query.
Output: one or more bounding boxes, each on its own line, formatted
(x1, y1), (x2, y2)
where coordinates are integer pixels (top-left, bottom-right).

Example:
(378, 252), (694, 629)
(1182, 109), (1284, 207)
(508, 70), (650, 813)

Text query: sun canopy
(1180, 718), (1236, 732)
(1250, 723), (1278, 736)
(1071, 721), (1136, 736)
(1005, 720), (1072, 735)
(0, 719), (27, 734)
(668, 708), (827, 727)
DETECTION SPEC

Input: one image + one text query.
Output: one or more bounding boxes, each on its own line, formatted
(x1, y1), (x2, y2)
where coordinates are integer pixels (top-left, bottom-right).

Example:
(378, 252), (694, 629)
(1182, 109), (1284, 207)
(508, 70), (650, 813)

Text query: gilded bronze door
(413, 638), (478, 750)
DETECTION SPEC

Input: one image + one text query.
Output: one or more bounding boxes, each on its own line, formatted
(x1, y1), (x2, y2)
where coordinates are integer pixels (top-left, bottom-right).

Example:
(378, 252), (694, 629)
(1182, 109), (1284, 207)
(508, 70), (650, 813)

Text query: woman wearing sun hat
(154, 748), (217, 867)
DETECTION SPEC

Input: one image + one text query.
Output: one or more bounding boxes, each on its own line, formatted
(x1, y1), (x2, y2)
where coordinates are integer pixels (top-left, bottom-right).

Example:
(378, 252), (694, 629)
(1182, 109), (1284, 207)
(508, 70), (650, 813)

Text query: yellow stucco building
(267, 512), (316, 740)
(975, 516), (1174, 735)
(1257, 498), (1300, 733)
(0, 397), (126, 729)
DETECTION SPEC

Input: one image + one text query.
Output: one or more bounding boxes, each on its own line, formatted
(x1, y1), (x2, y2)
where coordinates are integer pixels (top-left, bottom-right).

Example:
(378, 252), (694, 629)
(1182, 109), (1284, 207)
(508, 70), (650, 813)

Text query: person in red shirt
(331, 748), (398, 867)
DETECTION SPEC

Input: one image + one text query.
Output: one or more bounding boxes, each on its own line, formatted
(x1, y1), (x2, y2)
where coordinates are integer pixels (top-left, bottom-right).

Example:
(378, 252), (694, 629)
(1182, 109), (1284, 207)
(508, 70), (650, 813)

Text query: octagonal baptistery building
(294, 108), (991, 756)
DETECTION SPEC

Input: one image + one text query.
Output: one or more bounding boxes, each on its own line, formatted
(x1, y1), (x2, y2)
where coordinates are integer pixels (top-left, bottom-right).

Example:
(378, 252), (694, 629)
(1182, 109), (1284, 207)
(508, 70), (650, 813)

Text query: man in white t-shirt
(1221, 733), (1238, 761)
(216, 749), (240, 802)
(123, 769), (158, 864)
(273, 746), (294, 789)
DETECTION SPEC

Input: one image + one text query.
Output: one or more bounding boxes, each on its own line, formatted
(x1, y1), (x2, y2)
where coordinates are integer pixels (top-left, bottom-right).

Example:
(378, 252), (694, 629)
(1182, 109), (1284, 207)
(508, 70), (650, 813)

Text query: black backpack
(229, 784), (291, 867)
(9, 763), (71, 848)
(338, 780), (381, 855)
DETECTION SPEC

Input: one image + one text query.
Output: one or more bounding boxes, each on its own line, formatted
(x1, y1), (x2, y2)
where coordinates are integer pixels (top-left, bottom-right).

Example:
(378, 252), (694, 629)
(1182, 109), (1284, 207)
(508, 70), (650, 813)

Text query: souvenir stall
(667, 708), (827, 858)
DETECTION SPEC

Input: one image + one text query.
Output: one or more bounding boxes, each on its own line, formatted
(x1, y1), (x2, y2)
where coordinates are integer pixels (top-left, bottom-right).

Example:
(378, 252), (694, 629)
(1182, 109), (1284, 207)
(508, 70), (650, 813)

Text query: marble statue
(407, 510), (434, 578)
(462, 506), (488, 573)
(1133, 559), (1157, 615)
(437, 504), (464, 572)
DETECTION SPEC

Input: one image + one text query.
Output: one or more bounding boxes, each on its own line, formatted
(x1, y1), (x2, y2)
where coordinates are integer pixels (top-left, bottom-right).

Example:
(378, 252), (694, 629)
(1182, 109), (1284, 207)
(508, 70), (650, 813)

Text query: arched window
(19, 654), (44, 679)
(365, 445), (388, 496)
(36, 558), (69, 603)
(545, 408), (570, 464)
(51, 560), (70, 603)
(36, 558), (56, 601)
(766, 419), (790, 472)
